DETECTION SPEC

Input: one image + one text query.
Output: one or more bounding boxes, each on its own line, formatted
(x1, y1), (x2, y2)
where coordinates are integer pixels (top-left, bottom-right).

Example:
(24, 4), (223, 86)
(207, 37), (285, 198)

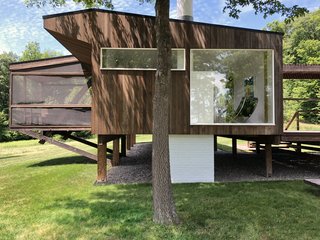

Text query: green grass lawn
(1, 137), (320, 240)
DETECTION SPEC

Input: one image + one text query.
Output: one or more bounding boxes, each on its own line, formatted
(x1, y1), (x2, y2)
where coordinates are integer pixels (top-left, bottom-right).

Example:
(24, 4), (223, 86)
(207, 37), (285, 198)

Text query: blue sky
(0, 0), (319, 55)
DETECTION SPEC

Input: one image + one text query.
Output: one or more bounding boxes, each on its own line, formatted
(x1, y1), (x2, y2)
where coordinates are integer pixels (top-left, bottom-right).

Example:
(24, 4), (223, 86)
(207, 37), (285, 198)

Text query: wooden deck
(304, 179), (320, 188)
(281, 131), (320, 143)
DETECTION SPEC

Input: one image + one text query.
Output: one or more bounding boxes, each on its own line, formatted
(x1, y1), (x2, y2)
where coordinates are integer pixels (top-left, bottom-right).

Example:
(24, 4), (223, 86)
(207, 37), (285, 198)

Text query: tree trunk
(152, 0), (179, 225)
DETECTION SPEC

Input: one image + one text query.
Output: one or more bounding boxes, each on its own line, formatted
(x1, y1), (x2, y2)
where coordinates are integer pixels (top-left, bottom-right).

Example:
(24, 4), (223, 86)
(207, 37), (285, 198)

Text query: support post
(232, 138), (237, 160)
(120, 135), (126, 157)
(296, 143), (302, 153)
(256, 142), (260, 154)
(96, 135), (107, 184)
(112, 138), (120, 166)
(131, 134), (136, 146)
(265, 143), (273, 178)
(214, 135), (217, 152)
(127, 134), (132, 150)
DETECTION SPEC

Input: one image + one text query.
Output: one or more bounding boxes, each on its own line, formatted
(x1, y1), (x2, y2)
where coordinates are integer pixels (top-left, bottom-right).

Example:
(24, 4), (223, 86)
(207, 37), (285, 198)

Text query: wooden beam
(17, 129), (97, 161)
(265, 143), (273, 178)
(112, 139), (120, 166)
(96, 135), (107, 184)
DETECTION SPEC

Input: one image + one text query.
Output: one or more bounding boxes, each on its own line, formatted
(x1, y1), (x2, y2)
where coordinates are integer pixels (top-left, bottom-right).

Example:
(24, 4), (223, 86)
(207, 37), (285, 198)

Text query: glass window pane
(101, 48), (185, 70)
(190, 49), (274, 125)
(11, 108), (91, 127)
(12, 76), (91, 105)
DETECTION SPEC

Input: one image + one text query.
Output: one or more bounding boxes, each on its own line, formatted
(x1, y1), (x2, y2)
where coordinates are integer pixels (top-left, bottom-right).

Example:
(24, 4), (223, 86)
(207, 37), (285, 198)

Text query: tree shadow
(46, 184), (155, 238)
(28, 155), (96, 167)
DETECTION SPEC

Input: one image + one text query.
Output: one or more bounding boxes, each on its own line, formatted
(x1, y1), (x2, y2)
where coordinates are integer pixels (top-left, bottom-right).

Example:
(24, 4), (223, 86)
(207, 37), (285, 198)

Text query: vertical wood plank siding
(44, 10), (283, 136)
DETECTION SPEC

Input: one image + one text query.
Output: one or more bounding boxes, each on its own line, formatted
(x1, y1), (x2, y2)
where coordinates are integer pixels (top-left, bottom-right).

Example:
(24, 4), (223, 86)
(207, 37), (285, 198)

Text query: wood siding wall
(44, 10), (283, 136)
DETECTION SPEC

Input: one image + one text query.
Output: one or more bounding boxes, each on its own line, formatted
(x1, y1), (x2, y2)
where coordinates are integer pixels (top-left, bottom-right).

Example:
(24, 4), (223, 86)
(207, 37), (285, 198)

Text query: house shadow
(28, 155), (96, 167)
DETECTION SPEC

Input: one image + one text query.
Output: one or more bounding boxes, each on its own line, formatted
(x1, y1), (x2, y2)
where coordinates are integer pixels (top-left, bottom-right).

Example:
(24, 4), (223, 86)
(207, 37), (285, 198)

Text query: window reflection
(190, 49), (274, 124)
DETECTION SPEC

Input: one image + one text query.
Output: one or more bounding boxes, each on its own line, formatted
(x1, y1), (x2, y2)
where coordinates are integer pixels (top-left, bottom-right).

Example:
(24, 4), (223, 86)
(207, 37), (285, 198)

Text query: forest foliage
(266, 9), (320, 124)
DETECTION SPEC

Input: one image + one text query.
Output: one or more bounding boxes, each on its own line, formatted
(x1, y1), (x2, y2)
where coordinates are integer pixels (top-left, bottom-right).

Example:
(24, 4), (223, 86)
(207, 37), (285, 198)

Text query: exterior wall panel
(44, 10), (283, 138)
(169, 135), (214, 183)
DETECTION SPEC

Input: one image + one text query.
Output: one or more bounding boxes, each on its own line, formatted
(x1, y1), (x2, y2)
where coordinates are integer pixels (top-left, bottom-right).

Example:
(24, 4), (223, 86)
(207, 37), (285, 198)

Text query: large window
(190, 49), (274, 125)
(101, 48), (185, 70)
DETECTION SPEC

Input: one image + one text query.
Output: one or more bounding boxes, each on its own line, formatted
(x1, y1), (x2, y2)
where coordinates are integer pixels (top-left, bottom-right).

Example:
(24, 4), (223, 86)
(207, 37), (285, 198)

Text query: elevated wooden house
(10, 9), (286, 183)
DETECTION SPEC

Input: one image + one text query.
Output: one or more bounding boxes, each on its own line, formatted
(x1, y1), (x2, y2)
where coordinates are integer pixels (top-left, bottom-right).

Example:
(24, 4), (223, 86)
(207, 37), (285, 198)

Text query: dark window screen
(12, 75), (91, 105)
(11, 108), (91, 127)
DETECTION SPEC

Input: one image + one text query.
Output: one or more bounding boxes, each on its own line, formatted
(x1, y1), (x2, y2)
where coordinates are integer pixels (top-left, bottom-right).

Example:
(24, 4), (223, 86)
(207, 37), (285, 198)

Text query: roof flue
(177, 0), (193, 21)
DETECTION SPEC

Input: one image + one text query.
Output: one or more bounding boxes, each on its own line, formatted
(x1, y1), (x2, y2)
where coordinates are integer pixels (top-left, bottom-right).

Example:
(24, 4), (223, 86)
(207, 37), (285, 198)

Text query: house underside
(9, 9), (320, 183)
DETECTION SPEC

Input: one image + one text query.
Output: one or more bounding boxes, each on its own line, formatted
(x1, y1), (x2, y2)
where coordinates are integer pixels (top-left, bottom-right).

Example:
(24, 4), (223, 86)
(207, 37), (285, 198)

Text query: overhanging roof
(283, 64), (320, 79)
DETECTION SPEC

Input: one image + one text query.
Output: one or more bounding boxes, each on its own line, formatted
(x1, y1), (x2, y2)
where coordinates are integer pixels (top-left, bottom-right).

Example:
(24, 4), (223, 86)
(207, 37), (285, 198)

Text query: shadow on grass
(28, 156), (96, 167)
(47, 184), (154, 238)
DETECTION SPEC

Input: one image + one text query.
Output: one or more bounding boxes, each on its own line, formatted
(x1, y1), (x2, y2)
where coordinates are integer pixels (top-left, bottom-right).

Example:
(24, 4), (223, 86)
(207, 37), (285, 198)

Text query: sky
(0, 0), (319, 55)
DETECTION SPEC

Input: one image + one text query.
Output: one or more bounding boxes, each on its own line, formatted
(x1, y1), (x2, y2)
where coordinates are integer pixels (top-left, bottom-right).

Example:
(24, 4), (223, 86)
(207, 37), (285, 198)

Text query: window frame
(190, 48), (275, 126)
(100, 47), (186, 71)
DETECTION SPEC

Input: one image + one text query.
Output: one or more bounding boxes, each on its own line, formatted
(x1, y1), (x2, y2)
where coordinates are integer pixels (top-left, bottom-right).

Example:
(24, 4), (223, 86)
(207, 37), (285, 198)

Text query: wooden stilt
(232, 138), (237, 160)
(127, 134), (132, 150)
(132, 134), (136, 146)
(256, 142), (260, 154)
(112, 138), (120, 166)
(120, 135), (126, 157)
(96, 135), (107, 184)
(214, 135), (217, 152)
(265, 143), (273, 178)
(296, 143), (302, 153)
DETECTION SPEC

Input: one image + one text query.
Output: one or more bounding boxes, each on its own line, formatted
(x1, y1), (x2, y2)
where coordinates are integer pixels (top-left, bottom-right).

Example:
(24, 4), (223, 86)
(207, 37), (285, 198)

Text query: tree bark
(152, 0), (179, 224)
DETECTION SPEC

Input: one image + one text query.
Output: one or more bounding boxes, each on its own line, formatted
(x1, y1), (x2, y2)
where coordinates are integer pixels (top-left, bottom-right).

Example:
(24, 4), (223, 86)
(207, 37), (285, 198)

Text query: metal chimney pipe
(177, 0), (193, 21)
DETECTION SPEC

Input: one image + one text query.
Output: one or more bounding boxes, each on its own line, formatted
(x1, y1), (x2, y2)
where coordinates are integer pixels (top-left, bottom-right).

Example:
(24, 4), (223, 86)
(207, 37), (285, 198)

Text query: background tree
(20, 41), (62, 61)
(267, 9), (320, 124)
(0, 42), (61, 142)
(24, 0), (308, 224)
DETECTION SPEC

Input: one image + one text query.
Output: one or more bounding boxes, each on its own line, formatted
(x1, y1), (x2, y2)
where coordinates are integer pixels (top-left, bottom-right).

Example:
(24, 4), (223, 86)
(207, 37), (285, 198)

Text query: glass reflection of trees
(191, 49), (273, 124)
(101, 48), (183, 70)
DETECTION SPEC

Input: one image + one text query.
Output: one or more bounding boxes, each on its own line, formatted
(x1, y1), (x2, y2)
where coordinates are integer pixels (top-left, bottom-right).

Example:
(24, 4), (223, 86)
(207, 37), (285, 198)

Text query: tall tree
(24, 0), (308, 224)
(152, 0), (179, 224)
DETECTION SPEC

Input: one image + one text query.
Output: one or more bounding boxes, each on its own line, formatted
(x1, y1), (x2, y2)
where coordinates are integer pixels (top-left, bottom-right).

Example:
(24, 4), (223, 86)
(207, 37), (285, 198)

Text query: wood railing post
(296, 112), (300, 131)
(96, 135), (107, 184)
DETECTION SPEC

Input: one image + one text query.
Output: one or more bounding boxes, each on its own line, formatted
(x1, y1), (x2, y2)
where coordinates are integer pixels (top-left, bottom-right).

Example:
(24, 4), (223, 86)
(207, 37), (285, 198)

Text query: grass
(1, 137), (320, 240)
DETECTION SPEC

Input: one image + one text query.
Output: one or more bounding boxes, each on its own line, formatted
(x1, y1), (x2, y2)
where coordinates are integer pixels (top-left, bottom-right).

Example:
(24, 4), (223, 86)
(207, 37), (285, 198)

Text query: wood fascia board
(9, 56), (79, 71)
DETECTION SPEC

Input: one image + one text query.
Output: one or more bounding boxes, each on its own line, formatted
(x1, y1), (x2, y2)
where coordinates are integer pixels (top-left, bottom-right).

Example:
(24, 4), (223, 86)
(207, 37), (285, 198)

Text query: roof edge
(9, 55), (79, 71)
(43, 8), (283, 36)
